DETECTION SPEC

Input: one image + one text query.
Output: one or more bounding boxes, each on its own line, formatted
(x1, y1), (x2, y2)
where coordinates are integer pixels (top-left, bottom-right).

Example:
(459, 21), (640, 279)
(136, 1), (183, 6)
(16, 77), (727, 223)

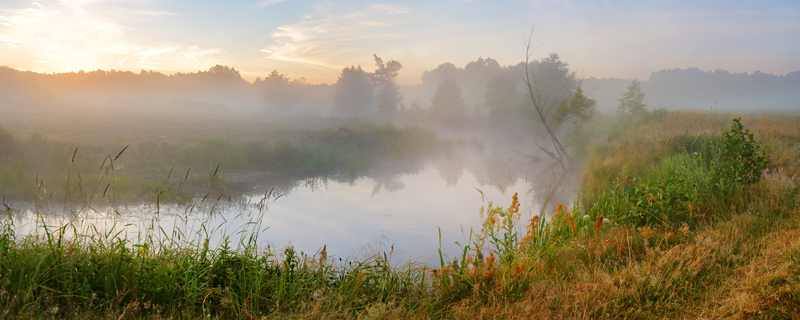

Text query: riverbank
(0, 123), (451, 203)
(0, 110), (797, 318)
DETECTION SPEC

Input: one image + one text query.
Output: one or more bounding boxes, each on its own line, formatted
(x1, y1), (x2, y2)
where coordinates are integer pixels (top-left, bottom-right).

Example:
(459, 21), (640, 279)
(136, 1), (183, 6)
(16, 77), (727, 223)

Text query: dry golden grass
(382, 110), (800, 319)
(582, 110), (800, 205)
(2, 109), (797, 319)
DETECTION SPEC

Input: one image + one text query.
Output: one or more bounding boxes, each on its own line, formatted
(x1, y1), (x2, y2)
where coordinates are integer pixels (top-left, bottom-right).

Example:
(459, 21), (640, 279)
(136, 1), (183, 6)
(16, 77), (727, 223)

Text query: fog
(3, 57), (798, 118)
(2, 54), (798, 207)
(2, 53), (797, 208)
(1, 53), (798, 261)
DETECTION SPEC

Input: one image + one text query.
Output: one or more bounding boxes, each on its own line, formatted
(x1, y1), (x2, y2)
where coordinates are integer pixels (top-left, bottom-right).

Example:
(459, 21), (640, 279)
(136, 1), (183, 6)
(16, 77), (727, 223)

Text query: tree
(371, 54), (403, 120)
(617, 80), (647, 117)
(333, 65), (374, 117)
(200, 65), (247, 86)
(430, 76), (466, 127)
(261, 70), (306, 113)
(485, 72), (519, 121)
(522, 32), (594, 174)
(555, 87), (596, 153)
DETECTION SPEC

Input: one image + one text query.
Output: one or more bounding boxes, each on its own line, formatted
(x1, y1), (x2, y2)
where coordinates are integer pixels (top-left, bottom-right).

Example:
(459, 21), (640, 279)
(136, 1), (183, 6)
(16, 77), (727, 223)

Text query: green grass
(0, 124), (450, 204)
(0, 110), (798, 319)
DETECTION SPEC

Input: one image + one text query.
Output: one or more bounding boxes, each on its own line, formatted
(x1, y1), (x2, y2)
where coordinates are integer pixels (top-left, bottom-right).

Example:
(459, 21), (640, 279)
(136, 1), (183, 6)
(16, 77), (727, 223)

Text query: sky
(0, 0), (798, 84)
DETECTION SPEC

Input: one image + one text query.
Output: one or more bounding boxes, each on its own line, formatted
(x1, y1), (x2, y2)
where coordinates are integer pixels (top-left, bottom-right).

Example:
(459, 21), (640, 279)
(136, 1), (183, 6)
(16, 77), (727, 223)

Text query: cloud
(0, 0), (223, 72)
(260, 2), (414, 69)
(252, 0), (289, 9)
(119, 45), (225, 71)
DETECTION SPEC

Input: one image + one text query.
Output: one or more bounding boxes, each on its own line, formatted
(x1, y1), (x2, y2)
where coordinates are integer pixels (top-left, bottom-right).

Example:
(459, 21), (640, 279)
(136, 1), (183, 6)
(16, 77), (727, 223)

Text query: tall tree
(485, 72), (519, 121)
(333, 65), (373, 118)
(371, 54), (403, 120)
(430, 76), (466, 127)
(617, 80), (647, 117)
(261, 70), (306, 113)
(522, 32), (592, 174)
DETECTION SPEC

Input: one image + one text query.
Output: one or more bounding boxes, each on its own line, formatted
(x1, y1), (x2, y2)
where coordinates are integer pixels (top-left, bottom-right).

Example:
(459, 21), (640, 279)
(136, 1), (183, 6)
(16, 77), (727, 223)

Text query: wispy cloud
(261, 2), (414, 69)
(0, 0), (223, 72)
(119, 45), (225, 70)
(252, 0), (289, 9)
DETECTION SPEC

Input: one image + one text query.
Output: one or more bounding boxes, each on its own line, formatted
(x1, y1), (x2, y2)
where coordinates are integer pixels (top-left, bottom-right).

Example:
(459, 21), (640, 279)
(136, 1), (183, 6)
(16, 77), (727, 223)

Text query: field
(0, 109), (798, 319)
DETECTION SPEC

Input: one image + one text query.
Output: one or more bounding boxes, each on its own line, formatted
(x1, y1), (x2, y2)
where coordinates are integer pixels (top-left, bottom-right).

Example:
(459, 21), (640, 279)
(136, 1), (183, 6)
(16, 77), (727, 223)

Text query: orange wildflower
(485, 251), (496, 270)
(594, 214), (604, 234)
(521, 215), (539, 249)
(555, 204), (564, 217)
(510, 192), (520, 217)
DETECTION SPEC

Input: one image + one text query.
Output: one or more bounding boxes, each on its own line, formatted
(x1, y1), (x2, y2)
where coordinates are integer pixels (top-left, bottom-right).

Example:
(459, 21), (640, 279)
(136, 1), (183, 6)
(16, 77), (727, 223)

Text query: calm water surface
(11, 161), (552, 265)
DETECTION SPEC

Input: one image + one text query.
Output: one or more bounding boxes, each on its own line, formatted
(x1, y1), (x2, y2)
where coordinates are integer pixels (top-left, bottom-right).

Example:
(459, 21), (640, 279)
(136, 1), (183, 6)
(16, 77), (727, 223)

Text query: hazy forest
(0, 40), (799, 319)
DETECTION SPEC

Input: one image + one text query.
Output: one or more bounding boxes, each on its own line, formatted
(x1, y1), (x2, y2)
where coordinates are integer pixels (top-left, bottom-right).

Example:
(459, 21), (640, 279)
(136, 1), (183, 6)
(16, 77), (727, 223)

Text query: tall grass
(0, 110), (797, 318)
(0, 124), (448, 203)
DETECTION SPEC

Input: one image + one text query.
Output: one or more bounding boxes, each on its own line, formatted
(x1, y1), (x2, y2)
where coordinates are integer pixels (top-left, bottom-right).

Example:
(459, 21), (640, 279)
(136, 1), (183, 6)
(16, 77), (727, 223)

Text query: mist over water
(9, 148), (557, 265)
(0, 52), (796, 265)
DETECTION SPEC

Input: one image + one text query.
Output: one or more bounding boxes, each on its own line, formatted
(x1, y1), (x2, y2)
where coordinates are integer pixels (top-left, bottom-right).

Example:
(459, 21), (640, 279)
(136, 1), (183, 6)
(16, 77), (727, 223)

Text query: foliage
(430, 76), (466, 127)
(553, 87), (596, 136)
(261, 70), (307, 112)
(522, 33), (593, 174)
(0, 210), (424, 319)
(589, 117), (774, 227)
(372, 54), (404, 120)
(0, 110), (799, 318)
(485, 72), (520, 122)
(722, 117), (770, 184)
(0, 124), (446, 203)
(617, 80), (648, 116)
(333, 65), (374, 118)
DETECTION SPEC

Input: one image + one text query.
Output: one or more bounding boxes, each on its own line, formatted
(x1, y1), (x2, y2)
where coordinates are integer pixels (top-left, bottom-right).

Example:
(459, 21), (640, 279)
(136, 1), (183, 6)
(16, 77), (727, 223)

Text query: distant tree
(422, 62), (460, 85)
(261, 70), (305, 112)
(201, 65), (246, 84)
(616, 80), (647, 117)
(430, 76), (466, 127)
(464, 57), (502, 106)
(409, 97), (422, 112)
(530, 53), (577, 100)
(485, 72), (519, 121)
(333, 65), (374, 117)
(206, 65), (240, 76)
(264, 70), (289, 86)
(465, 57), (501, 77)
(371, 54), (403, 120)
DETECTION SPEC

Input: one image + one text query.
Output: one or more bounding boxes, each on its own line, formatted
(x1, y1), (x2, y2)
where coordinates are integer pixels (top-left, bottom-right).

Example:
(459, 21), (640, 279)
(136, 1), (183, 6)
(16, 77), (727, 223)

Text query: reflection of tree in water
(460, 134), (579, 217)
(431, 151), (466, 187)
(366, 158), (428, 195)
(300, 176), (328, 192)
(251, 157), (430, 197)
(527, 168), (579, 216)
(246, 136), (578, 215)
(371, 175), (404, 196)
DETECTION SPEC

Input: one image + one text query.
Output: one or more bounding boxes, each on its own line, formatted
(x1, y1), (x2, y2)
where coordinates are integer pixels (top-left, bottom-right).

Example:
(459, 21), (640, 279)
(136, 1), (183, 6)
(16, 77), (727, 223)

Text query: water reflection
(8, 145), (578, 265)
(254, 165), (534, 264)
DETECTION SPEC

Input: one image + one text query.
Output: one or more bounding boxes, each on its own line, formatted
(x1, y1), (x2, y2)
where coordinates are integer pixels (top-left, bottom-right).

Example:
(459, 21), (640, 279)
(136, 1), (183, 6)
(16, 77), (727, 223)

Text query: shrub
(721, 117), (770, 185)
(601, 118), (770, 227)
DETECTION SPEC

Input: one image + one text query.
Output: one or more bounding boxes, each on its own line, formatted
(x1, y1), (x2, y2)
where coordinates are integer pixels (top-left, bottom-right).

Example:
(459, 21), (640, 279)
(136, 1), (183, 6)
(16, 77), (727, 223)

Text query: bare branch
(523, 27), (574, 173)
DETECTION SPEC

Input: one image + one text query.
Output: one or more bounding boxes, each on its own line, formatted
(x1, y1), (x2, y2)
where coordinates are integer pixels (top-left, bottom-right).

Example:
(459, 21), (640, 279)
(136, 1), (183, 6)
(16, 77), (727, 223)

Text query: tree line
(1, 57), (797, 116)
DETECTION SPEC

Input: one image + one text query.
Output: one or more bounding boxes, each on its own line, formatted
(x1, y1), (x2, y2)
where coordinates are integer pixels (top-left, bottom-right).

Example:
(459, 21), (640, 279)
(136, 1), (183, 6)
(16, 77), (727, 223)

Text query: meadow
(0, 110), (798, 319)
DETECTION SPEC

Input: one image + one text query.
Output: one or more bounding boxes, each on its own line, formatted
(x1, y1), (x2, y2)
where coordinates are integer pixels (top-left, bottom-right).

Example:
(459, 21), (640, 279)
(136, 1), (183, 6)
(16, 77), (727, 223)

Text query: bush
(721, 117), (770, 185)
(601, 118), (770, 227)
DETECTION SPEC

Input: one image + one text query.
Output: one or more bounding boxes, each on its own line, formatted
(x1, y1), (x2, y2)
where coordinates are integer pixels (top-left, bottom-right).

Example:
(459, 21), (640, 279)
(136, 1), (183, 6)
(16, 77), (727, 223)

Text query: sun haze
(1, 0), (798, 84)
